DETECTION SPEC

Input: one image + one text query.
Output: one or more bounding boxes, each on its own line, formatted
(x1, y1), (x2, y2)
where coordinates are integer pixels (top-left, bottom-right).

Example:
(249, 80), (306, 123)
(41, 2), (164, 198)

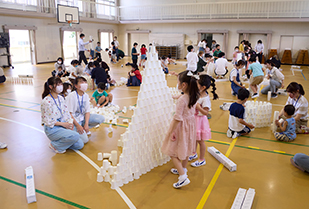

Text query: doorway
(201, 33), (213, 48)
(9, 30), (31, 64)
(100, 32), (113, 51)
(62, 31), (77, 60)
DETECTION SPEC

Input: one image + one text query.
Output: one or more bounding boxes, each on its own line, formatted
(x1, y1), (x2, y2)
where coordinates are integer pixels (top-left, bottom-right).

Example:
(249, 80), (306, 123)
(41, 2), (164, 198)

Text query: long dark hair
(73, 76), (87, 91)
(286, 82), (305, 95)
(198, 74), (219, 100)
(42, 77), (62, 99)
(178, 71), (200, 108)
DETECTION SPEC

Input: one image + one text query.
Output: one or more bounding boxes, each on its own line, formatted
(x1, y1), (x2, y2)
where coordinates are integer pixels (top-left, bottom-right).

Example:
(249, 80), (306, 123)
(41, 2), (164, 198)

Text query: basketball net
(67, 20), (72, 27)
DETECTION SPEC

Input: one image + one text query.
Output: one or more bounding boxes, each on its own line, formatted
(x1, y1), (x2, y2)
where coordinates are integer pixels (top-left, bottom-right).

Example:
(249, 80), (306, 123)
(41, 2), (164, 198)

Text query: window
(57, 0), (83, 12)
(2, 0), (37, 6)
(96, 0), (116, 17)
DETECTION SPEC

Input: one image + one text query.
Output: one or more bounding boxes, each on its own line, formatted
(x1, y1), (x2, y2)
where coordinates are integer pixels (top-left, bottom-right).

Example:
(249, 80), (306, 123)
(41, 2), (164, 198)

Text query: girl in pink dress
(189, 75), (218, 167)
(161, 71), (200, 188)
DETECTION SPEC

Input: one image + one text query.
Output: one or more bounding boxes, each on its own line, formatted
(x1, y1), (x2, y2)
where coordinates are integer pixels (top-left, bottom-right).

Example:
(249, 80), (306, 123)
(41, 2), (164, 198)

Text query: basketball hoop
(67, 20), (72, 27)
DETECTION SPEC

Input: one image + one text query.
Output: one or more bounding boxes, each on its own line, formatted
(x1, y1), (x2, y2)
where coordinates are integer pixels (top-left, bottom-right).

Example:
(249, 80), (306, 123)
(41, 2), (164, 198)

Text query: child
(213, 44), (221, 61)
(126, 63), (142, 86)
(232, 46), (239, 65)
(101, 60), (115, 88)
(91, 82), (113, 107)
(41, 77), (84, 153)
(255, 40), (264, 63)
(205, 46), (211, 56)
(196, 51), (207, 73)
(111, 42), (117, 63)
(275, 105), (296, 142)
(66, 77), (105, 141)
(215, 52), (228, 78)
(167, 54), (177, 65)
(248, 55), (264, 98)
(84, 62), (94, 76)
(186, 45), (198, 73)
(205, 54), (215, 76)
(189, 75), (219, 167)
(131, 42), (139, 65)
(139, 44), (147, 67)
(91, 61), (107, 90)
(102, 48), (110, 63)
(230, 60), (246, 96)
(211, 40), (217, 51)
(198, 39), (206, 52)
(54, 57), (68, 76)
(95, 42), (102, 59)
(52, 66), (66, 78)
(161, 56), (169, 74)
(227, 88), (255, 138)
(61, 82), (72, 98)
(161, 71), (200, 188)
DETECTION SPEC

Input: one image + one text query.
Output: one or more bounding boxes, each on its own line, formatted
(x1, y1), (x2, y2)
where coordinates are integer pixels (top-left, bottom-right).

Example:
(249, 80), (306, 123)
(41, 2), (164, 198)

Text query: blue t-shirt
(95, 46), (102, 53)
(228, 102), (246, 131)
(282, 117), (296, 140)
(132, 47), (137, 59)
(248, 62), (264, 77)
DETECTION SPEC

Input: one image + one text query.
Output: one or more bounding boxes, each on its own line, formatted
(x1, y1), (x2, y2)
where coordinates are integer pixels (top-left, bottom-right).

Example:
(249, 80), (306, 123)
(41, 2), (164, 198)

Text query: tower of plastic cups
(245, 101), (272, 128)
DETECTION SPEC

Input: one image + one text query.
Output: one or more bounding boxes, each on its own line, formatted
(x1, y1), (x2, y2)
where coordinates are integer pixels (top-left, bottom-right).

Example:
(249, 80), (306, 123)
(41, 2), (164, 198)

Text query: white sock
(183, 168), (188, 174)
(179, 174), (187, 181)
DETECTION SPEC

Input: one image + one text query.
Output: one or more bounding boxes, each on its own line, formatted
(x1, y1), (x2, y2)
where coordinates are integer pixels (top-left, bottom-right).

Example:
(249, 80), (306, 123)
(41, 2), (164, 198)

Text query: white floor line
(218, 98), (285, 107)
(113, 96), (138, 100)
(0, 116), (137, 209)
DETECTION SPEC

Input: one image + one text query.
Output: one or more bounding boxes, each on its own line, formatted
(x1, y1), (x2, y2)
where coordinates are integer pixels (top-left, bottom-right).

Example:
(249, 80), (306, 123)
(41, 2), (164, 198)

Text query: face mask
(79, 83), (88, 92)
(90, 67), (94, 70)
(55, 85), (63, 94)
(57, 61), (62, 64)
(67, 89), (71, 94)
(236, 49), (239, 52)
(75, 65), (78, 67)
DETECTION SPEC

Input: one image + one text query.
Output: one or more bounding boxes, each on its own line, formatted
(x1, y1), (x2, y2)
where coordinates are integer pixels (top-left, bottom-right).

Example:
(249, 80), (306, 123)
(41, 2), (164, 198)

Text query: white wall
(0, 15), (118, 63)
(118, 22), (309, 59)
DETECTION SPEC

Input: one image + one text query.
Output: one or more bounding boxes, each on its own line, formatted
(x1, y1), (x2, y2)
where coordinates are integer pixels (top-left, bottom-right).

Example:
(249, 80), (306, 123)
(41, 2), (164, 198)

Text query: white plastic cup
(97, 173), (103, 182)
(267, 91), (271, 101)
(97, 152), (103, 161)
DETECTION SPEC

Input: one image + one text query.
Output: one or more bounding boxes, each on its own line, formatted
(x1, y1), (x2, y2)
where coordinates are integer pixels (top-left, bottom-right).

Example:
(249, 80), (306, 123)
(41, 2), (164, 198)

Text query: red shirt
(140, 47), (147, 55)
(134, 70), (142, 82)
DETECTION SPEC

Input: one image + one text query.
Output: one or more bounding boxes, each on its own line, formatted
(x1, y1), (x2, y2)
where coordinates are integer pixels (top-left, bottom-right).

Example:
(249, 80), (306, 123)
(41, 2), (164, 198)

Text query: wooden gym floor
(0, 59), (308, 209)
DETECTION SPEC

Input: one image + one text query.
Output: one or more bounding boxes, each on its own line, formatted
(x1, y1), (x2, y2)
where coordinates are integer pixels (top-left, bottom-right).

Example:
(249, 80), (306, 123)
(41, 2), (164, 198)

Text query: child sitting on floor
(52, 66), (66, 78)
(126, 63), (142, 86)
(90, 82), (113, 107)
(230, 60), (246, 96)
(275, 104), (296, 142)
(227, 88), (255, 138)
(161, 56), (169, 74)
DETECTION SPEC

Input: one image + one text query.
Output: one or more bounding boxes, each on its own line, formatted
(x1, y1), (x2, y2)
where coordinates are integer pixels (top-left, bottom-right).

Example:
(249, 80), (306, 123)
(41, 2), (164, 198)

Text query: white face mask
(79, 83), (88, 92)
(176, 84), (182, 93)
(67, 89), (71, 94)
(236, 49), (239, 52)
(57, 61), (62, 64)
(55, 85), (63, 94)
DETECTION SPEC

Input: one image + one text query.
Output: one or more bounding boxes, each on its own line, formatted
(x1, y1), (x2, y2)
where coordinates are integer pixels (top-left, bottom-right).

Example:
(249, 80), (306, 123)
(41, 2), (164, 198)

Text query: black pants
(95, 53), (101, 59)
(257, 53), (263, 63)
(132, 59), (137, 65)
(79, 51), (88, 65)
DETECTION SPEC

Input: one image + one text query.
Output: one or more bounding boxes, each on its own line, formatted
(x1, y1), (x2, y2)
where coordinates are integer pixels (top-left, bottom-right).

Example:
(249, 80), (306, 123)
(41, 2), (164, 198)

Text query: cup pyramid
(111, 45), (174, 188)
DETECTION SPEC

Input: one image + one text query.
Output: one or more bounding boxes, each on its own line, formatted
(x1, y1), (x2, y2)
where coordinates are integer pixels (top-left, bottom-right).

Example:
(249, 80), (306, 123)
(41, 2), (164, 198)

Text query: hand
(62, 122), (73, 130)
(281, 84), (284, 89)
(89, 40), (92, 43)
(84, 124), (89, 133)
(241, 85), (246, 88)
(248, 124), (255, 129)
(76, 124), (85, 134)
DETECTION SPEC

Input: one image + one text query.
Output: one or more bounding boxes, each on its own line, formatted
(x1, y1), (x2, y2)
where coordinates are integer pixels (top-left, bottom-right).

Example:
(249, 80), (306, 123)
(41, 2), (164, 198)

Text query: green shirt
(213, 50), (221, 61)
(92, 90), (108, 103)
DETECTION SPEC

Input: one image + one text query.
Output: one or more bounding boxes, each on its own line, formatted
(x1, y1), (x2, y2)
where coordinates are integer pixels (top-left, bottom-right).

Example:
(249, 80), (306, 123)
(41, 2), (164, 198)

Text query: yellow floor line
(196, 137), (238, 209)
(208, 139), (230, 145)
(248, 146), (260, 149)
(273, 150), (286, 154)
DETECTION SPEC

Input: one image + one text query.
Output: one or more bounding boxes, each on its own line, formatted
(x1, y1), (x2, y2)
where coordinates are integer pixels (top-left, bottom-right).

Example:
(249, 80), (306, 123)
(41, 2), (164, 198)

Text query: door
(63, 31), (78, 60)
(9, 29), (31, 64)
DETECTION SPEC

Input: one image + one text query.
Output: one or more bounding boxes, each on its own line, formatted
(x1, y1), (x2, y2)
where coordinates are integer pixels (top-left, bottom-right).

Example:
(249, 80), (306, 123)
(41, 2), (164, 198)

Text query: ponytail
(198, 74), (219, 100)
(42, 77), (62, 99)
(286, 82), (305, 95)
(178, 71), (200, 108)
(209, 76), (219, 100)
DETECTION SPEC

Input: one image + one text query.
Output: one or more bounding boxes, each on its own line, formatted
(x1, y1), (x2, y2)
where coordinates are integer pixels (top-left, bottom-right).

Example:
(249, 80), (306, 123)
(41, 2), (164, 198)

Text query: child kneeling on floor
(275, 104), (296, 142)
(126, 63), (142, 86)
(90, 82), (113, 107)
(227, 88), (255, 138)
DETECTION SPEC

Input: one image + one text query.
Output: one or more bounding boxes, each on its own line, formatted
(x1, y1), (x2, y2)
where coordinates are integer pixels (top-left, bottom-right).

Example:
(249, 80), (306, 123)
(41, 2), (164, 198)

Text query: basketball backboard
(57, 4), (80, 24)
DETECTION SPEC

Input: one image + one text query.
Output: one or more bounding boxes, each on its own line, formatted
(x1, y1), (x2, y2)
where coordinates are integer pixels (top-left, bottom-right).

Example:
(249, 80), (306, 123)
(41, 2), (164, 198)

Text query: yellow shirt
(239, 44), (244, 52)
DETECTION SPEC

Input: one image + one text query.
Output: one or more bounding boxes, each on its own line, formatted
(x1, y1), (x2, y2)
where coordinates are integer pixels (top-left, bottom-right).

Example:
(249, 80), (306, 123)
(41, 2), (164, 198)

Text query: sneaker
(252, 93), (259, 98)
(232, 132), (240, 139)
(49, 143), (66, 154)
(173, 178), (190, 189)
(271, 93), (278, 98)
(0, 142), (7, 149)
(87, 131), (91, 135)
(191, 160), (206, 167)
(170, 168), (179, 175)
(227, 129), (233, 138)
(188, 153), (198, 161)
(207, 113), (212, 119)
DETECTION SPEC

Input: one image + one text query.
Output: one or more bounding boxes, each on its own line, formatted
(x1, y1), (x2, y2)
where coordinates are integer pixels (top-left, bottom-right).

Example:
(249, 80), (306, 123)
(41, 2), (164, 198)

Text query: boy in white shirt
(215, 52), (228, 78)
(186, 45), (199, 73)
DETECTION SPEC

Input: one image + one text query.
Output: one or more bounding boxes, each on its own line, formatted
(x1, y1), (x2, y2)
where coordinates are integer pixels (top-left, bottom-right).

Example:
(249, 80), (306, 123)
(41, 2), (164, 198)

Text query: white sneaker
(191, 160), (206, 167)
(0, 142), (7, 149)
(49, 143), (66, 154)
(173, 177), (190, 189)
(227, 129), (232, 138)
(170, 168), (179, 175)
(188, 153), (198, 161)
(232, 132), (240, 139)
(252, 93), (259, 98)
(87, 131), (92, 135)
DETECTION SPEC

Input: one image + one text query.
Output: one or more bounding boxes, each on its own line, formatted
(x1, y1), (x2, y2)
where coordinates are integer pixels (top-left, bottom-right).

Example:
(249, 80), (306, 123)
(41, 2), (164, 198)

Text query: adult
(198, 39), (206, 52)
(113, 36), (119, 61)
(91, 61), (107, 90)
(278, 82), (309, 134)
(186, 45), (198, 73)
(0, 67), (6, 83)
(239, 40), (245, 52)
(290, 153), (309, 173)
(255, 40), (264, 63)
(54, 57), (66, 73)
(41, 77), (84, 153)
(78, 33), (92, 65)
(261, 60), (284, 98)
(270, 55), (281, 69)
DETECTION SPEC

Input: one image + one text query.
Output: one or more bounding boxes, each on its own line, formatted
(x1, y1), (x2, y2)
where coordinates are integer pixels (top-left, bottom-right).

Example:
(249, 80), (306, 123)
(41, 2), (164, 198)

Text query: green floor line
(0, 103), (40, 113)
(0, 176), (90, 209)
(102, 122), (128, 128)
(211, 130), (309, 148)
(0, 97), (40, 105)
(206, 140), (294, 157)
